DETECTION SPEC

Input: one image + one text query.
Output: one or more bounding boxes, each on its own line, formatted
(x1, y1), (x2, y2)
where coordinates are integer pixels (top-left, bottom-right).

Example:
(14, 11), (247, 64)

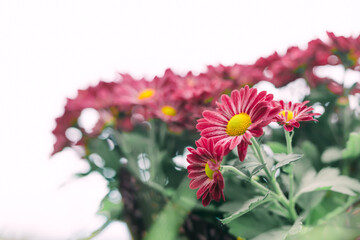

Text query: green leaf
(143, 201), (188, 240)
(251, 218), (302, 240)
(287, 197), (360, 240)
(114, 131), (167, 182)
(97, 195), (124, 220)
(251, 226), (290, 240)
(86, 137), (121, 171)
(144, 178), (195, 240)
(321, 147), (343, 163)
(220, 193), (271, 224)
(301, 140), (319, 162)
(251, 163), (266, 176)
(172, 177), (197, 209)
(232, 152), (265, 178)
(226, 208), (284, 239)
(273, 153), (303, 170)
(288, 217), (303, 235)
(295, 168), (360, 199)
(235, 144), (274, 177)
(267, 141), (287, 154)
(237, 161), (262, 171)
(342, 132), (360, 159)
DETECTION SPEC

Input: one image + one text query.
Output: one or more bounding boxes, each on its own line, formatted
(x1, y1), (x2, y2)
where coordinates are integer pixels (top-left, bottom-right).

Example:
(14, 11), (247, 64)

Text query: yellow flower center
(138, 88), (155, 100)
(226, 113), (252, 136)
(161, 106), (177, 117)
(205, 162), (215, 179)
(279, 110), (294, 122)
(337, 96), (349, 106)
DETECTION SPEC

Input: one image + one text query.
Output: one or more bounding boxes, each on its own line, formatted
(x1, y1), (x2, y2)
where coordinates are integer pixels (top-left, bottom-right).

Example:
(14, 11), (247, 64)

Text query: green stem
(284, 130), (298, 221)
(221, 165), (286, 205)
(148, 122), (157, 182)
(250, 138), (289, 206)
(250, 137), (272, 180)
(284, 130), (293, 154)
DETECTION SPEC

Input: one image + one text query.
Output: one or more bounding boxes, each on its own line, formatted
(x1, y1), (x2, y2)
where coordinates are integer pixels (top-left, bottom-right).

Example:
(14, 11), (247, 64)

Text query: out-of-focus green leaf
(173, 177), (197, 209)
(114, 131), (151, 177)
(226, 207), (285, 239)
(296, 191), (326, 221)
(143, 201), (188, 240)
(114, 130), (167, 182)
(144, 178), (196, 240)
(287, 199), (360, 240)
(220, 193), (271, 224)
(295, 168), (360, 199)
(321, 147), (343, 163)
(267, 141), (287, 154)
(273, 153), (303, 170)
(301, 140), (319, 162)
(342, 132), (360, 159)
(252, 226), (290, 240)
(292, 156), (314, 185)
(97, 195), (124, 220)
(87, 137), (121, 171)
(289, 225), (360, 240)
(251, 218), (302, 240)
(302, 193), (354, 226)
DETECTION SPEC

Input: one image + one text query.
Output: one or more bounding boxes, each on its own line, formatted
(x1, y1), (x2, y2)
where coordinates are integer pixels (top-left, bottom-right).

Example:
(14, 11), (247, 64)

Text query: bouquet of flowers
(52, 32), (360, 240)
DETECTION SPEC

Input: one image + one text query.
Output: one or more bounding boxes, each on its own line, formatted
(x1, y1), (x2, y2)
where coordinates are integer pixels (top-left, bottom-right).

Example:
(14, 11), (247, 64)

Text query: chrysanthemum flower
(197, 86), (281, 162)
(187, 138), (226, 206)
(114, 72), (174, 107)
(206, 64), (263, 89)
(273, 100), (320, 132)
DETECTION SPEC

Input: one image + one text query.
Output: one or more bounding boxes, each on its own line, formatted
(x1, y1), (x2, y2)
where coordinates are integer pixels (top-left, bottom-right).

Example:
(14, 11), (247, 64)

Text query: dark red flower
(187, 138), (225, 206)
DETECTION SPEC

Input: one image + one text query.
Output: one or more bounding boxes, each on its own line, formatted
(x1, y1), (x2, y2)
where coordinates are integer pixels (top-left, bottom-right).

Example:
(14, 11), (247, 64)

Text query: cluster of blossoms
(207, 32), (360, 94)
(52, 32), (359, 157)
(187, 86), (320, 206)
(52, 69), (232, 155)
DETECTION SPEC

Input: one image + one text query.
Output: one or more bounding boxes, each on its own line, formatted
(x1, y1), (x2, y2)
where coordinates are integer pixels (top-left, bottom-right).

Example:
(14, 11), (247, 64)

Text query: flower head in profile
(186, 138), (226, 206)
(273, 100), (320, 131)
(197, 86), (281, 162)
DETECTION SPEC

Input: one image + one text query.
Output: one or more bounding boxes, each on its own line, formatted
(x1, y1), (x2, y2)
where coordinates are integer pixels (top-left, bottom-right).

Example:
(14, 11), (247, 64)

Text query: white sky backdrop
(0, 0), (359, 239)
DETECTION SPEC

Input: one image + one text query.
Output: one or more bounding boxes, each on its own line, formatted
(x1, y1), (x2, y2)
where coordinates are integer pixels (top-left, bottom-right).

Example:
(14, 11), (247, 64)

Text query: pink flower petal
(237, 141), (248, 162)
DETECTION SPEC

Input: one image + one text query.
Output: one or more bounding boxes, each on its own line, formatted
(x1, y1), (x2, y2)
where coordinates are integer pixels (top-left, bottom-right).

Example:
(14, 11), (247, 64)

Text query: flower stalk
(221, 165), (283, 203)
(284, 130), (298, 221)
(251, 136), (298, 221)
(250, 138), (288, 204)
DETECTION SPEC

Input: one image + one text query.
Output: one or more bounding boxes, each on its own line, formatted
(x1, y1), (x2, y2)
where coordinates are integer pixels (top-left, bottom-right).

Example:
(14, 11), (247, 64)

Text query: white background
(0, 0), (359, 239)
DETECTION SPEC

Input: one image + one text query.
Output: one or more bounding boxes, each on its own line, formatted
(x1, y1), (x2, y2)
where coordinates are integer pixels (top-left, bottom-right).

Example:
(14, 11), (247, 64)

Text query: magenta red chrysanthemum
(273, 100), (320, 132)
(186, 138), (226, 206)
(196, 86), (281, 162)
